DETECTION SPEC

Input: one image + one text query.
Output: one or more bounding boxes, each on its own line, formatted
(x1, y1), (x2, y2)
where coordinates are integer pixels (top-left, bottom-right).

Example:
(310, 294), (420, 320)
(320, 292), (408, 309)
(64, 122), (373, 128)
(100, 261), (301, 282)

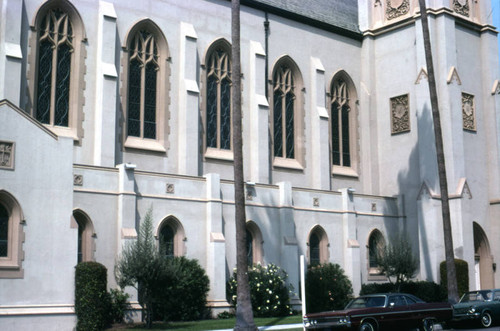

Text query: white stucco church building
(1, 0), (500, 329)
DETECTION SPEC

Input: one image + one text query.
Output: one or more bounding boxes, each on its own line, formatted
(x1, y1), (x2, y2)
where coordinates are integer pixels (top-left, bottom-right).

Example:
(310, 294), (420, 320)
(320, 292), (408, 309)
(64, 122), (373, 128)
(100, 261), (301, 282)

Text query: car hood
(454, 301), (492, 309)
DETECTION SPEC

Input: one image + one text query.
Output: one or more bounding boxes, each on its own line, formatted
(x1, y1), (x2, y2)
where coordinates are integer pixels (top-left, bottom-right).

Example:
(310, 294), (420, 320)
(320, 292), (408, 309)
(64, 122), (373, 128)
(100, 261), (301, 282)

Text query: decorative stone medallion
(166, 183), (175, 194)
(73, 174), (83, 186)
(462, 93), (476, 131)
(0, 141), (14, 169)
(313, 197), (320, 207)
(453, 0), (469, 17)
(386, 0), (410, 20)
(390, 94), (410, 134)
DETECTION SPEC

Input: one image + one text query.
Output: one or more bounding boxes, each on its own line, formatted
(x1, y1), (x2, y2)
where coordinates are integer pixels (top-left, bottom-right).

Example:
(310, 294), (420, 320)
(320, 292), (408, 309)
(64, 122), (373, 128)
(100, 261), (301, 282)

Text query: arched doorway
(473, 222), (494, 290)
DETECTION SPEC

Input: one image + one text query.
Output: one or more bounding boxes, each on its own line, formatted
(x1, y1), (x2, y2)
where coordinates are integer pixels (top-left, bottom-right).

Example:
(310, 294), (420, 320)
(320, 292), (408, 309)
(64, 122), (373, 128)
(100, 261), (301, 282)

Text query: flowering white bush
(227, 263), (294, 317)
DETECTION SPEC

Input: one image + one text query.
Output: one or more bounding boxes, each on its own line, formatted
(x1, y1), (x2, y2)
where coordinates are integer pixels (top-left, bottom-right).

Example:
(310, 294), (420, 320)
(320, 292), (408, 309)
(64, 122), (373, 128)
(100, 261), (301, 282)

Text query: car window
(404, 295), (417, 304)
(461, 291), (486, 303)
(389, 295), (407, 307)
(346, 296), (385, 308)
(494, 291), (500, 301)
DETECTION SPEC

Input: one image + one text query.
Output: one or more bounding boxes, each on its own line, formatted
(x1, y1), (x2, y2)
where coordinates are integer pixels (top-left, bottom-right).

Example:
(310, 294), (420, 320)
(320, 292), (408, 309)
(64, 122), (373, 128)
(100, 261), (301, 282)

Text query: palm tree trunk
(418, 0), (459, 303)
(232, 1), (257, 329)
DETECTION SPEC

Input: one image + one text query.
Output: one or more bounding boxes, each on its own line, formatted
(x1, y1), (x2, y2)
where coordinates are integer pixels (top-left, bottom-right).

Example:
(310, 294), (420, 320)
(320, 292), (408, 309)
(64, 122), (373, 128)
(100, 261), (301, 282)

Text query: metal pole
(300, 254), (306, 330)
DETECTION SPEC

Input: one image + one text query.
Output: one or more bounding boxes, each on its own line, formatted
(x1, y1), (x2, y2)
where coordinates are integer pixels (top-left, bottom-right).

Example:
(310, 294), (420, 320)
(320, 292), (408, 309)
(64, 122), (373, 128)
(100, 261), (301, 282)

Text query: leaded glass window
(369, 231), (385, 269)
(273, 65), (295, 159)
(77, 220), (83, 264)
(36, 8), (73, 127)
(331, 79), (351, 167)
(206, 48), (231, 150)
(0, 204), (8, 257)
(128, 30), (159, 139)
(160, 225), (174, 258)
(246, 229), (253, 267)
(310, 233), (320, 266)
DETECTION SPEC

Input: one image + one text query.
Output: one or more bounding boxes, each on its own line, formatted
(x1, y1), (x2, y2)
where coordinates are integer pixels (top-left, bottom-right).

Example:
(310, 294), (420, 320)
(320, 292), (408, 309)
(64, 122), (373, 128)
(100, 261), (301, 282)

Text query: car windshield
(460, 291), (492, 303)
(346, 296), (386, 308)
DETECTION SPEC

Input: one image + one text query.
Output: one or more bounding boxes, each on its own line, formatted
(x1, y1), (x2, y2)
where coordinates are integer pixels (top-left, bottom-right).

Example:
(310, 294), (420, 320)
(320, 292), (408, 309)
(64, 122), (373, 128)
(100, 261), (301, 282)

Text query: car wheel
(421, 318), (436, 331)
(480, 311), (493, 328)
(359, 321), (376, 331)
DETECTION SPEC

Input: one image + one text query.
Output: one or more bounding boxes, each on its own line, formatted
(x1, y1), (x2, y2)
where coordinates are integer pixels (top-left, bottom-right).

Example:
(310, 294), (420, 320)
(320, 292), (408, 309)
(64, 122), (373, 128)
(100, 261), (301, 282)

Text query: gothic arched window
(36, 8), (73, 127)
(273, 64), (295, 159)
(368, 230), (386, 274)
(331, 79), (350, 167)
(160, 224), (175, 258)
(308, 226), (328, 265)
(127, 30), (159, 139)
(30, 0), (86, 139)
(206, 44), (231, 151)
(123, 20), (169, 152)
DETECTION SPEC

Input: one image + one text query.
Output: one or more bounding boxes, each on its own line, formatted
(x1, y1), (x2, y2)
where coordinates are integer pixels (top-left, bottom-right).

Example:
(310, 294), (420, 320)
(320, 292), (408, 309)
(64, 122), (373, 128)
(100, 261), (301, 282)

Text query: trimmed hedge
(75, 262), (111, 331)
(360, 281), (447, 303)
(154, 257), (210, 321)
(440, 259), (469, 298)
(306, 263), (353, 313)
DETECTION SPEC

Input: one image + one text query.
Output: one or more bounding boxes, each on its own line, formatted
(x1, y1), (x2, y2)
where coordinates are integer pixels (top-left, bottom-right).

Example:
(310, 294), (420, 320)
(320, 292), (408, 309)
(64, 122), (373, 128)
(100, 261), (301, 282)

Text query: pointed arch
(246, 220), (263, 266)
(202, 38), (233, 159)
(367, 229), (385, 275)
(72, 208), (95, 263)
(270, 55), (305, 169)
(330, 70), (359, 176)
(122, 18), (170, 152)
(307, 225), (329, 265)
(156, 215), (185, 257)
(0, 190), (25, 278)
(28, 0), (87, 141)
(473, 222), (494, 289)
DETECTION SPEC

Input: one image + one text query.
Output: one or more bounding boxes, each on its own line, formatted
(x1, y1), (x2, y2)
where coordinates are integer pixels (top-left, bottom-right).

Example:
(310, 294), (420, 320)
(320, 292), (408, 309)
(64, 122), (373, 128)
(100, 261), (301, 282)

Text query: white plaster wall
(0, 103), (76, 330)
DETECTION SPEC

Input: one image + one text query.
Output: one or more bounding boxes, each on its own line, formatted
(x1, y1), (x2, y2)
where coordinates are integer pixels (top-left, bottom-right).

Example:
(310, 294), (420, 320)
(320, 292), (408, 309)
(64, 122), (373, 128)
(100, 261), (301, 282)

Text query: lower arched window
(73, 209), (95, 264)
(160, 225), (175, 258)
(157, 216), (185, 258)
(0, 190), (24, 278)
(246, 221), (263, 266)
(308, 226), (329, 266)
(368, 229), (385, 275)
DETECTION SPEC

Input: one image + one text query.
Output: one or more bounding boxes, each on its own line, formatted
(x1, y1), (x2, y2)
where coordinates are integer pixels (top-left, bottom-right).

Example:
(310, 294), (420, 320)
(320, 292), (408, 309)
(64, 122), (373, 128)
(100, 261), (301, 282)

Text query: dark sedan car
(303, 293), (453, 331)
(453, 289), (500, 328)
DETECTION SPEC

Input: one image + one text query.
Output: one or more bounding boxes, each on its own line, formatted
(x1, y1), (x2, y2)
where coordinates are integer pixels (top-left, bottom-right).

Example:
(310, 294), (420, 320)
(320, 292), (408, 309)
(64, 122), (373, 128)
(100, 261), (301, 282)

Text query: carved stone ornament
(166, 183), (175, 194)
(73, 174), (83, 186)
(462, 93), (476, 131)
(0, 141), (14, 169)
(313, 197), (320, 207)
(386, 0), (410, 20)
(453, 0), (469, 17)
(390, 94), (410, 134)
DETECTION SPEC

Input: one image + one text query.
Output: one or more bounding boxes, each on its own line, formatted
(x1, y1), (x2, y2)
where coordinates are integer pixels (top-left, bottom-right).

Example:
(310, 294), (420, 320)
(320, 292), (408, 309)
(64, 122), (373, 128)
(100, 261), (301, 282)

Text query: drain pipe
(264, 12), (269, 99)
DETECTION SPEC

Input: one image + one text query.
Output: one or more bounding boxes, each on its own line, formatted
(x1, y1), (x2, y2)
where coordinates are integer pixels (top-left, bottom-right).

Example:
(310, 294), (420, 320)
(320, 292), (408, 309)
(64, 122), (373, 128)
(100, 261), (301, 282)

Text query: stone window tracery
(122, 20), (169, 152)
(29, 0), (86, 140)
(127, 30), (159, 140)
(206, 44), (232, 151)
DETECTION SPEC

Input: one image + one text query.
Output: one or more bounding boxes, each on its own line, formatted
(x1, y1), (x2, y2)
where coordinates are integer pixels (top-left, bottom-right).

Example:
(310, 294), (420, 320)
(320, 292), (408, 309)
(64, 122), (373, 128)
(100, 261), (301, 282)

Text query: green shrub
(75, 262), (111, 331)
(154, 256), (210, 321)
(227, 263), (293, 317)
(360, 281), (446, 302)
(109, 288), (130, 323)
(305, 263), (353, 313)
(440, 259), (469, 298)
(359, 282), (395, 295)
